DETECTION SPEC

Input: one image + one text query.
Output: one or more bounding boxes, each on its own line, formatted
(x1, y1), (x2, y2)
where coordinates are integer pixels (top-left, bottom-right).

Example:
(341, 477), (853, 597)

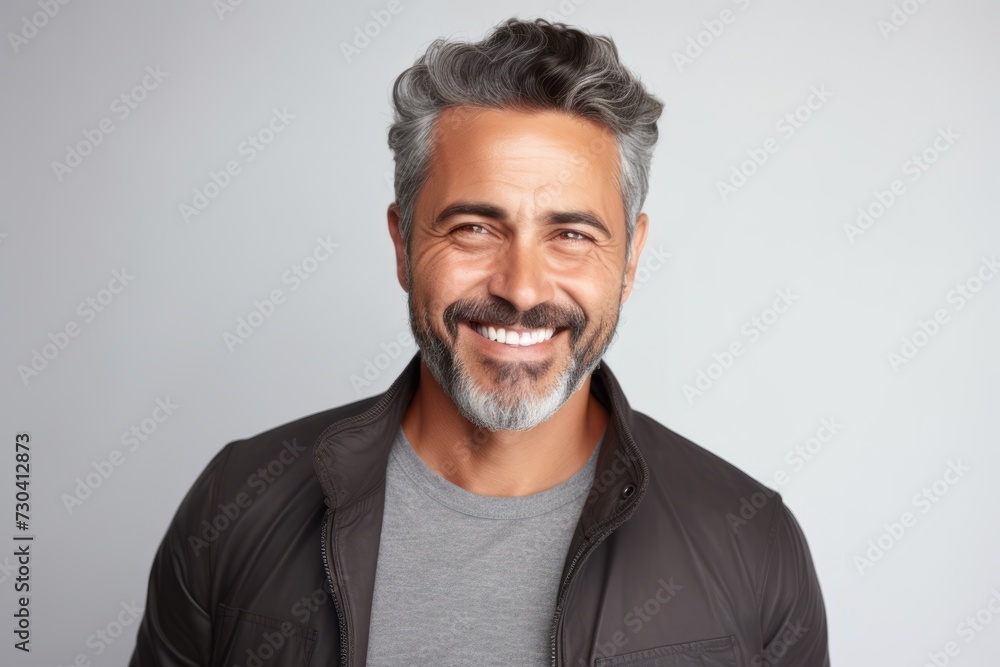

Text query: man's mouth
(464, 320), (565, 348)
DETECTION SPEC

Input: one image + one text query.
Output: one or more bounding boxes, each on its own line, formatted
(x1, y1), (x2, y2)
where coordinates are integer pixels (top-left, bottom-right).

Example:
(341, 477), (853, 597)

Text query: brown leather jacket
(129, 351), (830, 666)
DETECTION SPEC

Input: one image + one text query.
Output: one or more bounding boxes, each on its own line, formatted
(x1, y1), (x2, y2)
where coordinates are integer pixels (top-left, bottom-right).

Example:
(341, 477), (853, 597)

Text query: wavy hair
(387, 17), (664, 272)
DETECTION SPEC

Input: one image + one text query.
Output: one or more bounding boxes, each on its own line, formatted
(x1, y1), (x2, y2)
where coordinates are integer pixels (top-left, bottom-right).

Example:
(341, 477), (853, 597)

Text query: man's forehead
(432, 105), (618, 157)
(418, 105), (626, 231)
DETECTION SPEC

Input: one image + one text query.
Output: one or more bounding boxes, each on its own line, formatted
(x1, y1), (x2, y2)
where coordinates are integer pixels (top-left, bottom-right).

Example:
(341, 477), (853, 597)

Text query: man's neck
(400, 360), (609, 497)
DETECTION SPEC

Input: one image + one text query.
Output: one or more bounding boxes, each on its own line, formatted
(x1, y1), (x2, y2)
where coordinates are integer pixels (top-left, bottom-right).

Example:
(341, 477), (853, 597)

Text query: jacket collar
(313, 350), (649, 535)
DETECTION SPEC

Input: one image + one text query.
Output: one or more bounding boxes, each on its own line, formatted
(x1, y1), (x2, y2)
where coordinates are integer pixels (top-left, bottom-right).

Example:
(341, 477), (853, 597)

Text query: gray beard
(407, 289), (621, 433)
(418, 326), (587, 432)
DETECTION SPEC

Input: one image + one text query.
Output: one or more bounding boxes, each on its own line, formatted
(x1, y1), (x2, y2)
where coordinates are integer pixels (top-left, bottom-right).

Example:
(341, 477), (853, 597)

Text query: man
(130, 17), (829, 666)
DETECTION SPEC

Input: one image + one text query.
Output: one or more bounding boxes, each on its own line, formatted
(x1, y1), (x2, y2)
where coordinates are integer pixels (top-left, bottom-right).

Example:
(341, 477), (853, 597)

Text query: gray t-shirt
(365, 426), (602, 666)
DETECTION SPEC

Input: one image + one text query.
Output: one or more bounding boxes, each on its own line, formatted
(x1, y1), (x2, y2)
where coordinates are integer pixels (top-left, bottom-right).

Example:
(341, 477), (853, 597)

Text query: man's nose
(487, 238), (555, 314)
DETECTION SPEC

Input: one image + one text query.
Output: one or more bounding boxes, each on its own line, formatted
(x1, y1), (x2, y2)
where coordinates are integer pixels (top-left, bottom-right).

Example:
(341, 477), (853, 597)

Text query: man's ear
(387, 203), (408, 292)
(620, 212), (649, 304)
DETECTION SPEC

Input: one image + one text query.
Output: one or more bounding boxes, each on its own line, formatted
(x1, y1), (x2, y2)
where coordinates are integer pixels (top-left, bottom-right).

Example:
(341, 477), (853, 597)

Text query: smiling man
(130, 17), (829, 667)
(390, 104), (628, 494)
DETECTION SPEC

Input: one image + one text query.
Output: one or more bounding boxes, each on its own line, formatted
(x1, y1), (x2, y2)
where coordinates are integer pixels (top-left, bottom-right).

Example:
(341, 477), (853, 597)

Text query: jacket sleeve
(129, 442), (236, 667)
(755, 497), (830, 666)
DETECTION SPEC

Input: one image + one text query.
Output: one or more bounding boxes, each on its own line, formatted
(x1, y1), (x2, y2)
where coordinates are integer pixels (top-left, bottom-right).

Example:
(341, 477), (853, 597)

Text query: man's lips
(462, 320), (567, 349)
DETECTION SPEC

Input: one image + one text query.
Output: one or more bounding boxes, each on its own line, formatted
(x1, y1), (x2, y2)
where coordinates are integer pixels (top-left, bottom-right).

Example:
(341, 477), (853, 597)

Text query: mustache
(443, 298), (586, 338)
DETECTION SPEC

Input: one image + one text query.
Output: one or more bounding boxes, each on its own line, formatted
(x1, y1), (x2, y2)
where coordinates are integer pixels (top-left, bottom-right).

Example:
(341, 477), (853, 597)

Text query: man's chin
(452, 342), (564, 391)
(414, 322), (586, 423)
(450, 373), (568, 432)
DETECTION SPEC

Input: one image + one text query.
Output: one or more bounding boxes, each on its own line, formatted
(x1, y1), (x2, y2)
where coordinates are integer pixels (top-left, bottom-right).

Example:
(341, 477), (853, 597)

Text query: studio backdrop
(1, 0), (998, 664)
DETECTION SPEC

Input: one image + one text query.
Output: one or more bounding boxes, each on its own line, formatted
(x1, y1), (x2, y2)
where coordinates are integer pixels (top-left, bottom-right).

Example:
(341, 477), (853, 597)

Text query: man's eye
(560, 230), (591, 242)
(454, 224), (488, 235)
(452, 225), (592, 244)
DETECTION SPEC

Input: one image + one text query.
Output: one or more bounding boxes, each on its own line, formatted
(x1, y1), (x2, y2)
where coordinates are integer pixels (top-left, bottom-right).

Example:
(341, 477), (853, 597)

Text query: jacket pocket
(594, 635), (738, 666)
(211, 604), (318, 667)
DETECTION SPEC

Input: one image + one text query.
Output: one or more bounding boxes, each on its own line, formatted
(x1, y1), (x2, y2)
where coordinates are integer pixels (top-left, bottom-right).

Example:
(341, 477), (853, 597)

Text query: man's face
(389, 106), (647, 432)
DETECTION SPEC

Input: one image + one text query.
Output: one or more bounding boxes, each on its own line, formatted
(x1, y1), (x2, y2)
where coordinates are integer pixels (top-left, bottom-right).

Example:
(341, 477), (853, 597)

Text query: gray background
(2, 0), (998, 664)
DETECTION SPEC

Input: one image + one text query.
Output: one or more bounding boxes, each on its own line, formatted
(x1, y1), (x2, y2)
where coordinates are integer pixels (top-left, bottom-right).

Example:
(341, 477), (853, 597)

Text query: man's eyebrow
(546, 210), (611, 238)
(434, 202), (612, 238)
(434, 202), (506, 226)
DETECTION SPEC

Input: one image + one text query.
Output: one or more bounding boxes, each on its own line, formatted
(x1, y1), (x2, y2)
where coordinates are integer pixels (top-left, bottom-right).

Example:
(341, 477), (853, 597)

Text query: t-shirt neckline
(391, 426), (603, 520)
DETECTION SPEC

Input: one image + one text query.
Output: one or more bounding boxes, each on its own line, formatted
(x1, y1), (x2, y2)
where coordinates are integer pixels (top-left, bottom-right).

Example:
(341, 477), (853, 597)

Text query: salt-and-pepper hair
(387, 17), (664, 272)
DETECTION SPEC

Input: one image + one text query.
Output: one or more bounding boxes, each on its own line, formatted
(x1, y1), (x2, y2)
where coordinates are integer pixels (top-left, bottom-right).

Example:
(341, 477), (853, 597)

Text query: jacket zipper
(549, 542), (587, 667)
(313, 367), (413, 667)
(548, 527), (607, 667)
(549, 381), (649, 667)
(549, 495), (644, 666)
(320, 507), (349, 667)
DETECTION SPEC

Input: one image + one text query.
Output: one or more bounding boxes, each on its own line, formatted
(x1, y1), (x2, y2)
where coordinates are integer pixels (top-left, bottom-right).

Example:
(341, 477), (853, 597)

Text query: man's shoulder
(176, 392), (385, 558)
(625, 410), (796, 591)
(199, 392), (384, 501)
(234, 394), (380, 462)
(629, 409), (784, 521)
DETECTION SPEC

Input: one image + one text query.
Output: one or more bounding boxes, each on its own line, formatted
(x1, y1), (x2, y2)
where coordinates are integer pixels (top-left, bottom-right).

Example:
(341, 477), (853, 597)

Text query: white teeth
(471, 322), (555, 347)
